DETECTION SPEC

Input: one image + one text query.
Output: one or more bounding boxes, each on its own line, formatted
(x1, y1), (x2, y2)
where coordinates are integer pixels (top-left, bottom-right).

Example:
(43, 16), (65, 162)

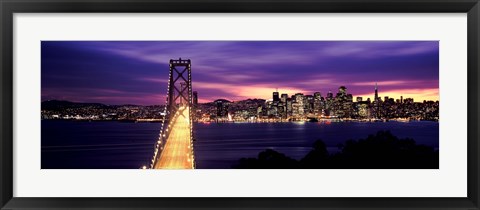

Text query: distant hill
(41, 100), (110, 110)
(213, 99), (232, 103)
(202, 98), (265, 104)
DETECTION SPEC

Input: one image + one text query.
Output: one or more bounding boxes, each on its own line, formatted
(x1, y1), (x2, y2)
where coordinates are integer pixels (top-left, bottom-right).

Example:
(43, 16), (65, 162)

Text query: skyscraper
(280, 93), (288, 103)
(214, 99), (230, 118)
(374, 83), (380, 118)
(192, 91), (199, 121)
(273, 89), (279, 102)
(193, 91), (198, 106)
(339, 86), (347, 95)
(286, 98), (292, 117)
(313, 92), (322, 116)
(293, 93), (305, 117)
(327, 91), (333, 99)
(325, 91), (334, 116)
(334, 86), (351, 118)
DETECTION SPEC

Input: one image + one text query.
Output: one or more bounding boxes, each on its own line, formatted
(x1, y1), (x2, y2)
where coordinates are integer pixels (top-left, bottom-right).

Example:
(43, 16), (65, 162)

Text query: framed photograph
(1, 0), (479, 209)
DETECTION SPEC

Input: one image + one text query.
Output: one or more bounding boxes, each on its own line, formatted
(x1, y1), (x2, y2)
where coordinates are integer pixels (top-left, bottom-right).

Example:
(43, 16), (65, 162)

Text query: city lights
(153, 106), (194, 169)
(40, 42), (440, 170)
(192, 84), (439, 123)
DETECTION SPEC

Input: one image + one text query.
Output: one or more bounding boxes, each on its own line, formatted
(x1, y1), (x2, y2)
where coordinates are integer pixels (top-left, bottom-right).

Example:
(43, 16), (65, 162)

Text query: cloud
(352, 80), (411, 86)
(41, 41), (439, 105)
(194, 81), (307, 102)
(321, 41), (438, 58)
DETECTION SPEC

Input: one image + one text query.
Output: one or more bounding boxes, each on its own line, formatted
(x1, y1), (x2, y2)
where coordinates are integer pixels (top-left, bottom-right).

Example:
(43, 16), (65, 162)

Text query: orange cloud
(194, 81), (306, 102)
(352, 80), (410, 86)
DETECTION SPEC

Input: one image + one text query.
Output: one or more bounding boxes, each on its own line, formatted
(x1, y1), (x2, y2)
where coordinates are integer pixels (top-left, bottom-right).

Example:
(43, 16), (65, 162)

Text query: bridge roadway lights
(151, 58), (195, 169)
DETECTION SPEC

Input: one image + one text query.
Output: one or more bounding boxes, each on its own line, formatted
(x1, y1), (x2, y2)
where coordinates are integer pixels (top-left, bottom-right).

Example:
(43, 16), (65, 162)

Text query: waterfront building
(214, 99), (231, 118)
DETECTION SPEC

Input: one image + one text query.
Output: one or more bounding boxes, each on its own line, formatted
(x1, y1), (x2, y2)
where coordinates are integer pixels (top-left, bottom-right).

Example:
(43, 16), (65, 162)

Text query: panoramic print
(41, 41), (439, 169)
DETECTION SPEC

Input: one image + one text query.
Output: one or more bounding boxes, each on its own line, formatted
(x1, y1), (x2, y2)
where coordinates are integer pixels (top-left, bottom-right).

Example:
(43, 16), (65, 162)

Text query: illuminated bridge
(149, 58), (195, 169)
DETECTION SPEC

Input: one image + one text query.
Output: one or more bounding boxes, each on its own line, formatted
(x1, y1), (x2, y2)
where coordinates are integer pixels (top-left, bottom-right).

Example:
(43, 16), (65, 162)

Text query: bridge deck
(154, 106), (193, 169)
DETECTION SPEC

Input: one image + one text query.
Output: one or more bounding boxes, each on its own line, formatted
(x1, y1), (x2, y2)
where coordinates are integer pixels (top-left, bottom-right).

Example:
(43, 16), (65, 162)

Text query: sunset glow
(41, 41), (439, 104)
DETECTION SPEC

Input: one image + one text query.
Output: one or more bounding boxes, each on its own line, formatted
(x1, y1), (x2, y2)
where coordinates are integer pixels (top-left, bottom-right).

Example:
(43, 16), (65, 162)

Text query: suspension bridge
(149, 58), (195, 169)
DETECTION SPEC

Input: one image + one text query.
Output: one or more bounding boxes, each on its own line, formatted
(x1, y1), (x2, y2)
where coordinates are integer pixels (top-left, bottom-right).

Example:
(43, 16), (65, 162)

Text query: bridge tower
(150, 58), (194, 169)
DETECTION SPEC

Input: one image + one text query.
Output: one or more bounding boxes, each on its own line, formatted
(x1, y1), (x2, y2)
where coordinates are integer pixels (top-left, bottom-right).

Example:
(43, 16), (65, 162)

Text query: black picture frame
(1, 0), (479, 209)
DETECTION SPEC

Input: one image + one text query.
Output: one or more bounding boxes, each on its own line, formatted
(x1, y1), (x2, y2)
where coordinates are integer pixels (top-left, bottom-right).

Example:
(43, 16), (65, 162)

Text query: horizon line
(42, 95), (440, 107)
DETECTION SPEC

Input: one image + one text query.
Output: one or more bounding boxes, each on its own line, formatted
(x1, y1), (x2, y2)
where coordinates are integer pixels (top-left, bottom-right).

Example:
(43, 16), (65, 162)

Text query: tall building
(257, 106), (263, 117)
(266, 101), (278, 116)
(305, 95), (314, 114)
(277, 105), (286, 119)
(273, 90), (279, 102)
(214, 99), (230, 118)
(334, 86), (351, 118)
(286, 98), (292, 117)
(313, 92), (322, 116)
(373, 83), (380, 118)
(292, 102), (304, 117)
(327, 91), (333, 99)
(404, 98), (414, 104)
(325, 90), (334, 116)
(356, 102), (369, 118)
(293, 93), (305, 117)
(338, 86), (347, 95)
(294, 93), (304, 104)
(280, 94), (288, 103)
(193, 91), (198, 106)
(345, 94), (353, 118)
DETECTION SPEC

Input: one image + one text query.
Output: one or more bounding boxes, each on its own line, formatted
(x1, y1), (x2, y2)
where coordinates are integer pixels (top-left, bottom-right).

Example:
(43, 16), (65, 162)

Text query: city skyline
(40, 84), (433, 106)
(41, 41), (439, 105)
(42, 83), (439, 122)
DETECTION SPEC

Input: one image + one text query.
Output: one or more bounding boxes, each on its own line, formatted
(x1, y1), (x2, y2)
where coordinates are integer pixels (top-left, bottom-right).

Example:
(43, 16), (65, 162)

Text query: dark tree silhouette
(233, 149), (299, 169)
(300, 140), (330, 168)
(233, 131), (439, 169)
(329, 131), (438, 169)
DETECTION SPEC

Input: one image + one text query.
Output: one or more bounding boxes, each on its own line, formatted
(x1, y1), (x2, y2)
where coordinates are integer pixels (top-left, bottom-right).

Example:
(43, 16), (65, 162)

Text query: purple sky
(41, 41), (439, 105)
